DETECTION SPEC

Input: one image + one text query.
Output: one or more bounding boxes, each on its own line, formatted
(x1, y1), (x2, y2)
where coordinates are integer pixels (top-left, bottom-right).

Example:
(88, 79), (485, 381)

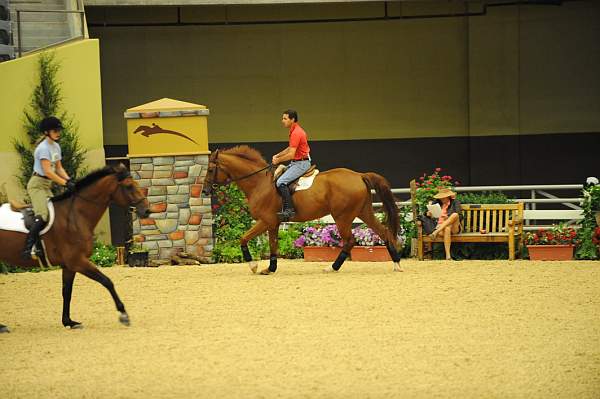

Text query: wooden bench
(416, 203), (524, 260)
(409, 181), (524, 260)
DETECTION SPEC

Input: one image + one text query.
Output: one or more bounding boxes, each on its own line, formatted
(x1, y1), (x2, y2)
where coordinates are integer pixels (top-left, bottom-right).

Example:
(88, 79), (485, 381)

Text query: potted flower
(525, 225), (578, 261)
(414, 167), (459, 214)
(294, 224), (343, 261)
(127, 244), (149, 267)
(350, 226), (391, 262)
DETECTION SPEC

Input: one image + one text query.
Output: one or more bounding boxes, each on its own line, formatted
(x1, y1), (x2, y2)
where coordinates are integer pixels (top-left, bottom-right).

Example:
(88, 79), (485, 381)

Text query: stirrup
(277, 209), (296, 222)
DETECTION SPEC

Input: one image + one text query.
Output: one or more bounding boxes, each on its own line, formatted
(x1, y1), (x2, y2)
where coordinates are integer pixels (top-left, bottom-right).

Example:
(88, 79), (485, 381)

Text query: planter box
(527, 245), (574, 261)
(128, 251), (149, 267)
(303, 246), (342, 262)
(351, 246), (391, 262)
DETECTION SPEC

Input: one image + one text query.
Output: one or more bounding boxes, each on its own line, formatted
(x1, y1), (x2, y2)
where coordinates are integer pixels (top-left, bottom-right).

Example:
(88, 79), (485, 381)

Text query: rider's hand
(65, 179), (76, 191)
(272, 156), (278, 165)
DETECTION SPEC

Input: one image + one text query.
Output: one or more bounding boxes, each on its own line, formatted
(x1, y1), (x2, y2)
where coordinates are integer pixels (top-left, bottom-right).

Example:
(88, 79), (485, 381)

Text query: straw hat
(433, 187), (456, 199)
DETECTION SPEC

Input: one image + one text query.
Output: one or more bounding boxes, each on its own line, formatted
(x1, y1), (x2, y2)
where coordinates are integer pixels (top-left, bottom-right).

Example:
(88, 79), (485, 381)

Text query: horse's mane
(222, 145), (267, 166)
(51, 166), (117, 202)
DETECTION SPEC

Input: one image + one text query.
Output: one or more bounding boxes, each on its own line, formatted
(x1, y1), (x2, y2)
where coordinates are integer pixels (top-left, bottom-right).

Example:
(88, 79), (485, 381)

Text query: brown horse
(202, 146), (403, 274)
(0, 164), (150, 332)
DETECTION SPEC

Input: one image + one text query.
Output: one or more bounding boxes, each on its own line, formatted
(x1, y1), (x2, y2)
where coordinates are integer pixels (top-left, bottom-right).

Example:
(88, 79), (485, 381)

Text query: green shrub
(13, 51), (87, 196)
(90, 241), (117, 267)
(576, 184), (600, 259)
(212, 184), (269, 263)
(278, 224), (304, 259)
(457, 191), (514, 204)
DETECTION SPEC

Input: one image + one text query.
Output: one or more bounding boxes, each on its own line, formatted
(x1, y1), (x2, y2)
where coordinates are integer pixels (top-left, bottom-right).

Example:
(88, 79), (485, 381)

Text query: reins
(211, 149), (274, 189)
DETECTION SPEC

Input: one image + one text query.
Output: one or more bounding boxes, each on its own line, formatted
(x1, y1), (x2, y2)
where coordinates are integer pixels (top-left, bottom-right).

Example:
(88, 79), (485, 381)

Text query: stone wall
(130, 154), (213, 263)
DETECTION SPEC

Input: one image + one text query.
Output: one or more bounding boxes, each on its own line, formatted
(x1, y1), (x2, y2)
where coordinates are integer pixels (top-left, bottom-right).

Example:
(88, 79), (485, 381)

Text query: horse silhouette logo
(133, 123), (198, 144)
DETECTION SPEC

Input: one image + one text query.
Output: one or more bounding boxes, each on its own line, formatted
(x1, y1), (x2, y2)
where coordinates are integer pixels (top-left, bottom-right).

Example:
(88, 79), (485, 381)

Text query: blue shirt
(33, 139), (62, 176)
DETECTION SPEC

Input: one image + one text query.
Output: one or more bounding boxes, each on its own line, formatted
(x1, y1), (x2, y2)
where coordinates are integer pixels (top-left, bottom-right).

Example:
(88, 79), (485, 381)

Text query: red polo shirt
(289, 123), (310, 160)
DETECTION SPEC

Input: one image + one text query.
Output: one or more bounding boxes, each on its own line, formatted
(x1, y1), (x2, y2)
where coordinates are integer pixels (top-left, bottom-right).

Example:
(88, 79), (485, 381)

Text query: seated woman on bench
(428, 187), (462, 260)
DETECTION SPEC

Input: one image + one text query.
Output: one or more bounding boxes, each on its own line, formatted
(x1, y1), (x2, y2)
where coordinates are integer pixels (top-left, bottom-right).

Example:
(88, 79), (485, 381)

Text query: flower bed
(295, 224), (392, 262)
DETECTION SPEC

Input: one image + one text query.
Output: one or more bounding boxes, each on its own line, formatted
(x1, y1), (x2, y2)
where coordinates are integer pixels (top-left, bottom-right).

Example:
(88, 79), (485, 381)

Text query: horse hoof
(119, 313), (131, 326)
(249, 261), (258, 274)
(259, 268), (272, 275)
(393, 263), (404, 272)
(65, 321), (83, 329)
(322, 267), (338, 273)
(0, 325), (10, 333)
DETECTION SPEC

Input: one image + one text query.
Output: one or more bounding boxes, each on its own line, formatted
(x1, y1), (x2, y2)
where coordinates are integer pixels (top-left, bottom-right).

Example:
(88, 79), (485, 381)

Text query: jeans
(276, 160), (311, 187)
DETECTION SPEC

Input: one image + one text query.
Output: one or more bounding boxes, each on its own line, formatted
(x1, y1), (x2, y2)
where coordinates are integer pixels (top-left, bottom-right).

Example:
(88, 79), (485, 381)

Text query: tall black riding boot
(21, 216), (45, 260)
(276, 184), (296, 222)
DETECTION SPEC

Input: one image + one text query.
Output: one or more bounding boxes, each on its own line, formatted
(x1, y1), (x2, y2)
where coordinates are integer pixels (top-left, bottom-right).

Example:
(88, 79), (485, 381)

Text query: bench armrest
(507, 218), (523, 227)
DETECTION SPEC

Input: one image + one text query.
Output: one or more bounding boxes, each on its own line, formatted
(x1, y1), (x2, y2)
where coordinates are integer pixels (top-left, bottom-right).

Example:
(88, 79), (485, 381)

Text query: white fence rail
(321, 184), (584, 230)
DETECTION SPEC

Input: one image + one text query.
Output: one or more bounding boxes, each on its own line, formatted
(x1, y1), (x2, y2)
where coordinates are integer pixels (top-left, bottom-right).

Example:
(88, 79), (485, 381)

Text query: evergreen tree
(13, 51), (87, 195)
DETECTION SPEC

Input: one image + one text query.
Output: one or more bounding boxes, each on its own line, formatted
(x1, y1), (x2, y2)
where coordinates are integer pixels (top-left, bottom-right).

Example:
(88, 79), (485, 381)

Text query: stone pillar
(124, 98), (213, 263)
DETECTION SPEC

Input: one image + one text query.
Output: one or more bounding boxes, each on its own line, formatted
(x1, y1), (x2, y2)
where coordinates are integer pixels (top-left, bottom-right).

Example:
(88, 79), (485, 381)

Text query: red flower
(435, 168), (442, 172)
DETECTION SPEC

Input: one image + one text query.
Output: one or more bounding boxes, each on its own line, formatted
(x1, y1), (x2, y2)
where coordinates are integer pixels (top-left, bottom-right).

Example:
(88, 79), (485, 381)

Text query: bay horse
(0, 164), (150, 332)
(202, 146), (403, 275)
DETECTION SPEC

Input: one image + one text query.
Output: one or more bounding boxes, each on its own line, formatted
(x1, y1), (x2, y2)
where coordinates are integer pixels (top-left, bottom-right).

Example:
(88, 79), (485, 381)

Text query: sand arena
(1, 259), (599, 398)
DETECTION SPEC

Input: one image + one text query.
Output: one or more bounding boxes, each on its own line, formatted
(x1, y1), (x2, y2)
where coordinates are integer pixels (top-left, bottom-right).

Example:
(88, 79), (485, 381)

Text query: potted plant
(525, 225), (578, 261)
(350, 225), (391, 262)
(414, 167), (459, 214)
(127, 244), (149, 267)
(294, 224), (343, 261)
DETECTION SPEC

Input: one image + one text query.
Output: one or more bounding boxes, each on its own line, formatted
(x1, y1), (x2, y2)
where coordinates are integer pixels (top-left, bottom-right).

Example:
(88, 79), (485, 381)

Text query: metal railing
(369, 184), (584, 230)
(14, 4), (85, 57)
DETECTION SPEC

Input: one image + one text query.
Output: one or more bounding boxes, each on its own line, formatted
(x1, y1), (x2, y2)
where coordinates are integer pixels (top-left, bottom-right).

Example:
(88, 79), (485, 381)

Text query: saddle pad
(295, 170), (319, 191)
(0, 201), (55, 235)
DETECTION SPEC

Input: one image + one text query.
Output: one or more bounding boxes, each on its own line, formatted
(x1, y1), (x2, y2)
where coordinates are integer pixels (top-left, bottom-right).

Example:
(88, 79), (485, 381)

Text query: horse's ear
(115, 163), (131, 181)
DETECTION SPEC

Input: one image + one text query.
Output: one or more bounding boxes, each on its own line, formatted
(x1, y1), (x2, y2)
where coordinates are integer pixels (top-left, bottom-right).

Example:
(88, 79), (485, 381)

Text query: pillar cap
(125, 98), (209, 119)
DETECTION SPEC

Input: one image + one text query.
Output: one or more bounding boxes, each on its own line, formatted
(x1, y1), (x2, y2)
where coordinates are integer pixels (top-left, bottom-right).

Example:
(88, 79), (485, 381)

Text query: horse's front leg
(240, 220), (269, 274)
(259, 226), (281, 275)
(75, 259), (130, 326)
(0, 324), (9, 333)
(62, 268), (82, 329)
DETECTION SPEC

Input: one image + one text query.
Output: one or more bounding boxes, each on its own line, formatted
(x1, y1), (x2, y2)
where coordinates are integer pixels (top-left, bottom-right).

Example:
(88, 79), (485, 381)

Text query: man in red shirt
(272, 109), (311, 221)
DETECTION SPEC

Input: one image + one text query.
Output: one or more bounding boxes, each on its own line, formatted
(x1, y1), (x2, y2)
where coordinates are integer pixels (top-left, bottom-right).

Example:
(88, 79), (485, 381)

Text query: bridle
(71, 175), (144, 209)
(66, 172), (146, 232)
(209, 149), (273, 190)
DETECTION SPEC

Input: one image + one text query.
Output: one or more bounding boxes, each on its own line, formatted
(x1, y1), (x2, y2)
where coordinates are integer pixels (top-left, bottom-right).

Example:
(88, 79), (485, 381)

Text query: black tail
(362, 173), (399, 238)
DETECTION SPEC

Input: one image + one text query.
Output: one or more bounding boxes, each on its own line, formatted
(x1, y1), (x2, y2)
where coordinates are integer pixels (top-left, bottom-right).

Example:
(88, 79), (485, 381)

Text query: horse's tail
(362, 172), (399, 238)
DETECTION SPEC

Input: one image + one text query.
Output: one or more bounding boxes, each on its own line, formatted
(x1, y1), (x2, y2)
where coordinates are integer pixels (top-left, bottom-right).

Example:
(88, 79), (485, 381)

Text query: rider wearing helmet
(22, 116), (75, 259)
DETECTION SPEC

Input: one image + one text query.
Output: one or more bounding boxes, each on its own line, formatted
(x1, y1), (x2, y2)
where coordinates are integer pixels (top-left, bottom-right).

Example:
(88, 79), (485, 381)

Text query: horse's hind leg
(359, 208), (404, 272)
(76, 260), (130, 326)
(61, 268), (82, 329)
(325, 217), (355, 273)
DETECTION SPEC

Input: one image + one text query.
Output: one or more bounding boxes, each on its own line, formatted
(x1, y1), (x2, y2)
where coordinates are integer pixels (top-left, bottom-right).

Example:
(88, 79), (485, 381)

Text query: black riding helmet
(39, 116), (63, 133)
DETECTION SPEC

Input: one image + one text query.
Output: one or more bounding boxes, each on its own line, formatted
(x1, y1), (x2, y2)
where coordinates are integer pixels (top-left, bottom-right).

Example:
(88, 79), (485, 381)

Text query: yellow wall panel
(0, 40), (110, 242)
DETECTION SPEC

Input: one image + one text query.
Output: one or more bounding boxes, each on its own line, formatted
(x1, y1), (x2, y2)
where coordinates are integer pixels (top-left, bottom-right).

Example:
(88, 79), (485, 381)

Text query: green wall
(0, 39), (111, 242)
(88, 1), (600, 145)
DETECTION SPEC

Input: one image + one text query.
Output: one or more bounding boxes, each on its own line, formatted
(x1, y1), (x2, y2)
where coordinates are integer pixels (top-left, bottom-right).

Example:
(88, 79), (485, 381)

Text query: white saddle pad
(295, 170), (319, 192)
(0, 201), (55, 235)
